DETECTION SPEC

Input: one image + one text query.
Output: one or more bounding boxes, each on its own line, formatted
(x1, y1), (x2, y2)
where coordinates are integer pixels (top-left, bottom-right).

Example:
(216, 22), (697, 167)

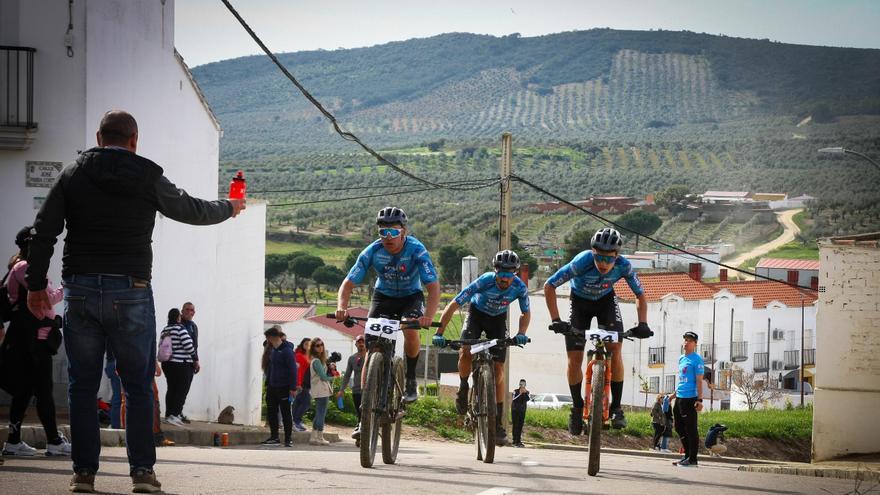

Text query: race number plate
(585, 329), (619, 343)
(469, 339), (498, 354)
(365, 317), (401, 341)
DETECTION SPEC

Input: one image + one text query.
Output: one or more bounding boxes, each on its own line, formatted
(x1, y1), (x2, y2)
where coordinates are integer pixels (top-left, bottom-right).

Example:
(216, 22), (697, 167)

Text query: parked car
(529, 393), (573, 410)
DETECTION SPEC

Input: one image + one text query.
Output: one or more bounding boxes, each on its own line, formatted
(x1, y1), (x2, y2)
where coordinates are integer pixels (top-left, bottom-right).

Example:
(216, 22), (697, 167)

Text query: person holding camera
(309, 338), (336, 446)
(511, 379), (530, 448)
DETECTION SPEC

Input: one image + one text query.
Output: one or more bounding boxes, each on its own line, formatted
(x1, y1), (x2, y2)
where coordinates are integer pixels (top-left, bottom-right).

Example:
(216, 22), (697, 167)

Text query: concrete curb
(530, 442), (787, 466)
(0, 426), (340, 449)
(738, 464), (880, 482)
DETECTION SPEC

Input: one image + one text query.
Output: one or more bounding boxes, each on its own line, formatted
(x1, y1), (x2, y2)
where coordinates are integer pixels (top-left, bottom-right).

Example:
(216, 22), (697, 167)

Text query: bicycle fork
(584, 347), (613, 423)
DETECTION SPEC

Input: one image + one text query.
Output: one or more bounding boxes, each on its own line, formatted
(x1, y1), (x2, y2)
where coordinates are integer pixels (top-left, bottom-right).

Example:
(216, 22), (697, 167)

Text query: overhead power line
(267, 186), (437, 208)
(219, 0), (501, 192)
(511, 174), (817, 292)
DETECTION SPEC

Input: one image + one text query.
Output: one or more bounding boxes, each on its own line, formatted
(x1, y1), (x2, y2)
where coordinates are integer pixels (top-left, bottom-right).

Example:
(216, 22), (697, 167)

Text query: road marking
(521, 460), (539, 467)
(475, 488), (516, 495)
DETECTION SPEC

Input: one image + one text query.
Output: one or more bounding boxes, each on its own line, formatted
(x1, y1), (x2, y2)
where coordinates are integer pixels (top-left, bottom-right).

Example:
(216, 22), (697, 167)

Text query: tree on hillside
(312, 265), (346, 300)
(290, 254), (324, 303)
(616, 210), (663, 251)
(511, 233), (537, 280)
(655, 184), (691, 208)
(437, 245), (474, 287)
(564, 229), (594, 260)
(265, 254), (289, 297)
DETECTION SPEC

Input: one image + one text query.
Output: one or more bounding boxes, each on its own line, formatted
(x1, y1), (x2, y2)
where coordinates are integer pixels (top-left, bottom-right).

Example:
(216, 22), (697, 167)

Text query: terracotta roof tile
(709, 280), (817, 308)
(614, 272), (716, 303)
(756, 258), (820, 270)
(264, 304), (315, 323)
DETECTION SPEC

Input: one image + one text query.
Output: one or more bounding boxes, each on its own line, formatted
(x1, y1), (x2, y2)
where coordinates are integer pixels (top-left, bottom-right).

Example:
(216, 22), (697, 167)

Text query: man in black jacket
(26, 110), (245, 494)
(511, 379), (530, 448)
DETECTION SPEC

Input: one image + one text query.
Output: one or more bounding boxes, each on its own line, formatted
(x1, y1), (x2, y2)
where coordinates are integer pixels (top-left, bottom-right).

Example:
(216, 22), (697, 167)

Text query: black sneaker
(404, 378), (418, 403)
(513, 442), (525, 448)
(69, 470), (95, 493)
(568, 407), (584, 435)
(283, 440), (292, 448)
(611, 408), (627, 429)
(676, 459), (698, 468)
(672, 456), (688, 466)
(261, 437), (280, 445)
(351, 424), (361, 440)
(455, 384), (469, 415)
(131, 468), (162, 494)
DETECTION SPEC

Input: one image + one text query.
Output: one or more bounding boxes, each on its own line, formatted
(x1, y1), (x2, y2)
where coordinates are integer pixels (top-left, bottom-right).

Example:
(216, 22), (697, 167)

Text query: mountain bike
(329, 314), (438, 468)
(445, 336), (529, 464)
(549, 322), (637, 476)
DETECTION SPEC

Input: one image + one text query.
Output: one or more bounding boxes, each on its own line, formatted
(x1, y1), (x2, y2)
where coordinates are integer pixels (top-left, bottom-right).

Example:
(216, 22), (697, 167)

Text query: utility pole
(500, 132), (513, 436)
(767, 318), (771, 387)
(800, 298), (805, 407)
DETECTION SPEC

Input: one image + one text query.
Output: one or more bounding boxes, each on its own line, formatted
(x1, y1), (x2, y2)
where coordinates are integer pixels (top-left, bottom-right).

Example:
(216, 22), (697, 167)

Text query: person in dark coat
(511, 379), (530, 448)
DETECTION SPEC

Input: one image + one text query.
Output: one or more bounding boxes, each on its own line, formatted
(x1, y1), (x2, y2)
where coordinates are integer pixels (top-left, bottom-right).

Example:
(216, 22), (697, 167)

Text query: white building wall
(0, 0), (266, 423)
(813, 238), (880, 461)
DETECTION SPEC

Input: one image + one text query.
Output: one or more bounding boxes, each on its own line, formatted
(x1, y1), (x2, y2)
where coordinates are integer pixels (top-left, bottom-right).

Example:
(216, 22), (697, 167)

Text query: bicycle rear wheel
(360, 352), (384, 468)
(381, 356), (405, 464)
(587, 360), (605, 476)
(476, 363), (496, 464)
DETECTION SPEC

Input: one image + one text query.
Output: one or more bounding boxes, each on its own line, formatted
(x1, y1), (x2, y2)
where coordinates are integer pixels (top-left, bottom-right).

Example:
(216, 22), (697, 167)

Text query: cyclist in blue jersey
(433, 250), (530, 444)
(544, 228), (652, 433)
(336, 207), (441, 406)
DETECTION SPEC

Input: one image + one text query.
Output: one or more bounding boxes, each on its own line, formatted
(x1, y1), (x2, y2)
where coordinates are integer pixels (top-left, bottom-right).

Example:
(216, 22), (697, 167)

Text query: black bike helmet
(376, 206), (407, 226)
(590, 228), (623, 251)
(493, 250), (521, 270)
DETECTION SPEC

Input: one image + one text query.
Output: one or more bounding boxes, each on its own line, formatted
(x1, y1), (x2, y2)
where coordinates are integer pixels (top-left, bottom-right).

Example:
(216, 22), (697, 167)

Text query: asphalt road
(0, 440), (857, 494)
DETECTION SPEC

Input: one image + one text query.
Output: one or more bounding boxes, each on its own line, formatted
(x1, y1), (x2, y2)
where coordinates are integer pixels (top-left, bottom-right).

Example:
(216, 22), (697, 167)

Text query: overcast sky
(175, 0), (880, 67)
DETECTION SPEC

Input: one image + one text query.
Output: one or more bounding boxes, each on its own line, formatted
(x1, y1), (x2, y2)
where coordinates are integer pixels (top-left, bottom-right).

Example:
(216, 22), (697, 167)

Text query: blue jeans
(313, 397), (329, 431)
(104, 358), (122, 429)
(291, 388), (311, 424)
(63, 274), (156, 475)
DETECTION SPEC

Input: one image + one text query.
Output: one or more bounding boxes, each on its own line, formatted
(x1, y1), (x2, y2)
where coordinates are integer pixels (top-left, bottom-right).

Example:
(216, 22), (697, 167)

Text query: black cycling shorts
(368, 290), (425, 320)
(565, 292), (624, 352)
(460, 307), (508, 363)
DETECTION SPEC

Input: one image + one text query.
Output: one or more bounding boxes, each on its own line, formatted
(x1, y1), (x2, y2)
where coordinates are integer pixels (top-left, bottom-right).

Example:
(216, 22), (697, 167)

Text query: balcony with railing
(804, 348), (816, 366)
(753, 352), (769, 372)
(699, 343), (714, 361)
(1, 46), (37, 150)
(784, 350), (800, 370)
(731, 341), (749, 362)
(648, 347), (665, 367)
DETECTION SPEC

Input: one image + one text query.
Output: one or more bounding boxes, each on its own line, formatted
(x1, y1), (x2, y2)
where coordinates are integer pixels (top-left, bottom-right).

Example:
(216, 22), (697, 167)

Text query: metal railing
(1, 46), (36, 128)
(804, 348), (816, 366)
(648, 346), (665, 365)
(753, 352), (769, 372)
(731, 341), (749, 362)
(784, 350), (800, 370)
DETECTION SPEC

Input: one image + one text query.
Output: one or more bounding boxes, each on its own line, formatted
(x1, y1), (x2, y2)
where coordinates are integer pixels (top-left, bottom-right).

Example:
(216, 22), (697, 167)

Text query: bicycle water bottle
(337, 396), (345, 410)
(228, 170), (246, 200)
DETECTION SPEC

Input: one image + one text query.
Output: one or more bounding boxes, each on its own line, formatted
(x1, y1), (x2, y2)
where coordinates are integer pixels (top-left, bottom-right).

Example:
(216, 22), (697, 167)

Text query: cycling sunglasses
(495, 271), (516, 280)
(378, 227), (403, 239)
(594, 253), (617, 264)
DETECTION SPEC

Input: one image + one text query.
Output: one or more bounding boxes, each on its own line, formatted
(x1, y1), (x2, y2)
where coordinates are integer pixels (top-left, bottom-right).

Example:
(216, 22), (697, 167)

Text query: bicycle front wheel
(360, 351), (384, 468)
(587, 360), (605, 476)
(476, 363), (496, 464)
(381, 356), (405, 464)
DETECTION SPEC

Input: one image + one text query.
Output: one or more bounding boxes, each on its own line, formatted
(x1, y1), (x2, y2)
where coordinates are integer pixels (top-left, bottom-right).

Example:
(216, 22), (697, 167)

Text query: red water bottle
(228, 170), (246, 200)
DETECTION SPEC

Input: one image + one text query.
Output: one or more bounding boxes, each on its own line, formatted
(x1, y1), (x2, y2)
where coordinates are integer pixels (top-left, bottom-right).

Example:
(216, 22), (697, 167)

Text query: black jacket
(512, 389), (530, 411)
(27, 147), (233, 289)
(266, 341), (297, 390)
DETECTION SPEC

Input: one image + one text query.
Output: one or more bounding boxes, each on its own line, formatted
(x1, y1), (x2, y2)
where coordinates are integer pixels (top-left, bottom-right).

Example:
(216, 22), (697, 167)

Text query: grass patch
(521, 407), (812, 440)
(792, 210), (811, 233)
(265, 240), (353, 267)
(403, 396), (470, 440)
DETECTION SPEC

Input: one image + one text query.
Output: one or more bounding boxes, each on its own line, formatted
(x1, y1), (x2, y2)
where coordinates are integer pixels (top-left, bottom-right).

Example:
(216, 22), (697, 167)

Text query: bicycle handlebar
(548, 321), (635, 341)
(445, 336), (531, 351)
(324, 313), (441, 328)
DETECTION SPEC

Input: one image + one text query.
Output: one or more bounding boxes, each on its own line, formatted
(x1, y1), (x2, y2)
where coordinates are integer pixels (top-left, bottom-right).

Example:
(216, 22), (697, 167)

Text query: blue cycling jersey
(346, 236), (438, 298)
(676, 352), (705, 398)
(545, 251), (644, 300)
(454, 272), (530, 316)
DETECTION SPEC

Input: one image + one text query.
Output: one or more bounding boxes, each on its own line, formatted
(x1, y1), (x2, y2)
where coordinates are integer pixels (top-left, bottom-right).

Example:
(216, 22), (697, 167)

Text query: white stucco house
(0, 0), (266, 424)
(504, 271), (817, 411)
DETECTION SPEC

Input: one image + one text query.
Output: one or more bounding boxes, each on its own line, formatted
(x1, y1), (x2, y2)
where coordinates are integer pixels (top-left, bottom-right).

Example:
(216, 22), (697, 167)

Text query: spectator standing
(511, 379), (530, 448)
(161, 308), (195, 427)
(1, 226), (71, 457)
(261, 326), (298, 447)
(650, 394), (665, 450)
(104, 346), (122, 429)
(660, 393), (673, 452)
(25, 110), (245, 493)
(177, 302), (200, 424)
(291, 338), (312, 432)
(672, 331), (705, 467)
(337, 335), (366, 439)
(309, 338), (333, 446)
